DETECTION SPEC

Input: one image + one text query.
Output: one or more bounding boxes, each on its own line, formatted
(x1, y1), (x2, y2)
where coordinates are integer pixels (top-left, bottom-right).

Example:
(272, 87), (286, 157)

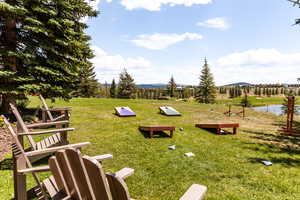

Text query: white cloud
(197, 17), (230, 30)
(91, 46), (151, 82)
(120, 0), (212, 11)
(130, 33), (203, 50)
(214, 49), (300, 85)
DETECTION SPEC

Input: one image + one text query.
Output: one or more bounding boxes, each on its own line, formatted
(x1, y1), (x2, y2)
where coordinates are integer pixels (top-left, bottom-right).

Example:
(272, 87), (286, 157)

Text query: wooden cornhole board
(115, 107), (136, 117)
(195, 123), (239, 135)
(139, 125), (175, 138)
(159, 106), (181, 116)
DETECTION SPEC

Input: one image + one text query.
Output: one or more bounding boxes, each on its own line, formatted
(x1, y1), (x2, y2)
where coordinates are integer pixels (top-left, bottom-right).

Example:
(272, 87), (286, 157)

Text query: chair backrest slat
(9, 103), (37, 148)
(39, 95), (54, 121)
(65, 149), (96, 200)
(106, 173), (131, 200)
(82, 156), (112, 200)
(48, 156), (70, 196)
(54, 150), (82, 200)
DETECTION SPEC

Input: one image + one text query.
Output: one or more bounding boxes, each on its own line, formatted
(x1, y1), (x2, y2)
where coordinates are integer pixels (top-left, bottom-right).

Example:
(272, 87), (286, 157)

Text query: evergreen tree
(196, 58), (216, 103)
(0, 0), (97, 113)
(240, 89), (251, 107)
(281, 95), (299, 115)
(117, 69), (137, 99)
(167, 76), (177, 97)
(110, 79), (117, 98)
(73, 62), (99, 97)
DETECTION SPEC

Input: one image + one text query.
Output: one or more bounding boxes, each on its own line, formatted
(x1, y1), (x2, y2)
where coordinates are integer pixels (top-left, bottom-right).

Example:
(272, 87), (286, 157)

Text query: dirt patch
(0, 128), (12, 161)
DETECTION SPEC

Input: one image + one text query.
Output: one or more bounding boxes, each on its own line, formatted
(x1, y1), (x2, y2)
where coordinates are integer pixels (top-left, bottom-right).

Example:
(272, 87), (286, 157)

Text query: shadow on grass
(243, 129), (300, 166)
(248, 157), (300, 167)
(0, 155), (49, 171)
(199, 128), (234, 135)
(273, 119), (300, 132)
(139, 130), (172, 139)
(0, 158), (13, 170)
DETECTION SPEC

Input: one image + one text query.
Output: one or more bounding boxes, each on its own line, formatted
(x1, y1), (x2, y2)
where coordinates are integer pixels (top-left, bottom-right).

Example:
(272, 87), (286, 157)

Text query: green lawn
(1, 97), (300, 199)
(217, 96), (286, 106)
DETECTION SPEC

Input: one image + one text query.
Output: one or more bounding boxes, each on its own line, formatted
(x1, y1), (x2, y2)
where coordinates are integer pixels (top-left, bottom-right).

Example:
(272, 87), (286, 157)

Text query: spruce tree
(167, 75), (177, 97)
(73, 62), (99, 97)
(0, 0), (97, 113)
(196, 58), (216, 103)
(110, 79), (117, 98)
(281, 95), (299, 115)
(117, 69), (137, 99)
(240, 89), (251, 107)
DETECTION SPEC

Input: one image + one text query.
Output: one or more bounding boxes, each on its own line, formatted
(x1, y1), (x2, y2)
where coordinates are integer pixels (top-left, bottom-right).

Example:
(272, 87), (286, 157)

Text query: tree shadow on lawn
(0, 156), (49, 171)
(248, 157), (300, 167)
(0, 158), (13, 170)
(139, 130), (172, 139)
(273, 119), (300, 132)
(243, 129), (300, 166)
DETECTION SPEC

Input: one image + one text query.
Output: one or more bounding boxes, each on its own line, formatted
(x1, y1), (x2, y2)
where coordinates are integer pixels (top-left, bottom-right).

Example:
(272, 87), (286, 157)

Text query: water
(251, 104), (300, 116)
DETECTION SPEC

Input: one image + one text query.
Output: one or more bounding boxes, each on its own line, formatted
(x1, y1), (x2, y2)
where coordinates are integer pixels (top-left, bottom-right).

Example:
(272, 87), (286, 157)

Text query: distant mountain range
(137, 84), (167, 88)
(224, 82), (252, 87)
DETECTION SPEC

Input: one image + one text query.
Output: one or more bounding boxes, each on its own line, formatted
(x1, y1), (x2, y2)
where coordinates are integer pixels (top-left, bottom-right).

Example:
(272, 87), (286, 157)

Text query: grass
(1, 97), (300, 199)
(216, 96), (286, 106)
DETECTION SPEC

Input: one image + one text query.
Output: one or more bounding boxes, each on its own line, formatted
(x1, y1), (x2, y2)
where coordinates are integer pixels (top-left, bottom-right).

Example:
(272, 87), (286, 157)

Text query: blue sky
(85, 0), (300, 85)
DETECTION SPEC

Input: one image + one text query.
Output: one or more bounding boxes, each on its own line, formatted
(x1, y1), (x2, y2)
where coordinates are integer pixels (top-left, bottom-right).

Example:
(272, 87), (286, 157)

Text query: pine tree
(117, 69), (137, 99)
(167, 76), (177, 97)
(0, 0), (97, 113)
(110, 79), (117, 98)
(196, 58), (216, 103)
(73, 62), (99, 97)
(281, 95), (299, 115)
(240, 89), (251, 107)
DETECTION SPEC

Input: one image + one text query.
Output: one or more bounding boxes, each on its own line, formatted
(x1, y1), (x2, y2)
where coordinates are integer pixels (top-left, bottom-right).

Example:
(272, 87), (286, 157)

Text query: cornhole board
(159, 106), (181, 116)
(139, 125), (175, 138)
(115, 107), (136, 117)
(195, 123), (239, 135)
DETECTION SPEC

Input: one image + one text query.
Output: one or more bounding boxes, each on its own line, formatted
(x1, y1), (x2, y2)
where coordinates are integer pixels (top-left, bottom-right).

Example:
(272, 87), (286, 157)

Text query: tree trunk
(0, 8), (17, 114)
(0, 95), (15, 114)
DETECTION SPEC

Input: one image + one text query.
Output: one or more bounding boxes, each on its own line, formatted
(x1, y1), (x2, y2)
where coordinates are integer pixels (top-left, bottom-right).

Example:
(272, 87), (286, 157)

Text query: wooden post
(233, 127), (237, 135)
(287, 96), (295, 132)
(42, 111), (46, 122)
(14, 122), (27, 200)
(150, 130), (153, 138)
(228, 105), (231, 117)
(170, 130), (173, 138)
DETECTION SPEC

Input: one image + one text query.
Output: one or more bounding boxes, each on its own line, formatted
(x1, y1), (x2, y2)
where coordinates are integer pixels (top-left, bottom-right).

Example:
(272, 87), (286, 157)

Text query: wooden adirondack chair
(10, 103), (75, 163)
(48, 148), (207, 200)
(39, 95), (71, 122)
(48, 148), (134, 200)
(2, 116), (113, 200)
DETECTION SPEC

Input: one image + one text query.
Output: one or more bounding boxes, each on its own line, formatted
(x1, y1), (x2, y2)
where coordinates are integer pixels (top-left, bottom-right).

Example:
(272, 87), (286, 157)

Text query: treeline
(97, 86), (197, 99)
(218, 86), (300, 98)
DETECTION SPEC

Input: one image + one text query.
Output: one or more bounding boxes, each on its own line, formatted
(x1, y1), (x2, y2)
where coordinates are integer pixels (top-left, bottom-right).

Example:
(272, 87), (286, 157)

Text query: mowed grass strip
(1, 97), (300, 199)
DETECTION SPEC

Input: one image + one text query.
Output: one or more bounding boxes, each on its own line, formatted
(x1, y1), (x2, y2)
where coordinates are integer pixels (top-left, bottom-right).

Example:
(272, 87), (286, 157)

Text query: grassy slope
(1, 97), (300, 200)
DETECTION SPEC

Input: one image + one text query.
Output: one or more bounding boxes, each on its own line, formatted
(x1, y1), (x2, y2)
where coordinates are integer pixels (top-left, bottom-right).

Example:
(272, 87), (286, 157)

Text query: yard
(1, 97), (300, 200)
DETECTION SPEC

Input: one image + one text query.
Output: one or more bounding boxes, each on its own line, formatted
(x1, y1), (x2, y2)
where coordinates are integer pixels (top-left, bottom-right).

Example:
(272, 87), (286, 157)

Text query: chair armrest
(91, 154), (113, 161)
(179, 184), (207, 200)
(18, 165), (50, 175)
(18, 127), (75, 136)
(115, 168), (134, 180)
(26, 120), (69, 128)
(25, 142), (91, 157)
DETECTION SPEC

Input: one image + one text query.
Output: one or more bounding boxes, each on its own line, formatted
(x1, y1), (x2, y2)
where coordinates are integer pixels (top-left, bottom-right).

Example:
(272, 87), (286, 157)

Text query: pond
(251, 104), (300, 116)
